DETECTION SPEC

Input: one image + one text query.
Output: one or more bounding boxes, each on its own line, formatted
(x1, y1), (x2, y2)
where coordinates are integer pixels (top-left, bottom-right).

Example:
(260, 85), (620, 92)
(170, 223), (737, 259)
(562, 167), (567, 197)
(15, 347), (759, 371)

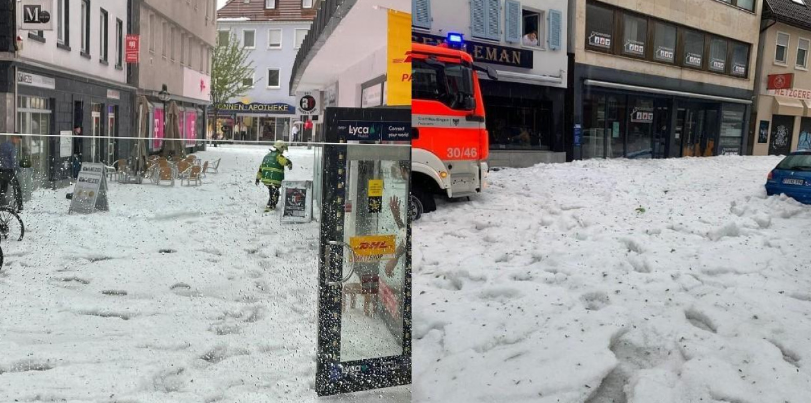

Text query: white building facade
(3, 0), (134, 188)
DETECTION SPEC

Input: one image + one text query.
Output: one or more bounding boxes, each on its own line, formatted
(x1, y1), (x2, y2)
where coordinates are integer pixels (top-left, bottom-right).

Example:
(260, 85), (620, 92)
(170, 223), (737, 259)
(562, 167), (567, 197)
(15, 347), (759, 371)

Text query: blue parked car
(765, 151), (811, 204)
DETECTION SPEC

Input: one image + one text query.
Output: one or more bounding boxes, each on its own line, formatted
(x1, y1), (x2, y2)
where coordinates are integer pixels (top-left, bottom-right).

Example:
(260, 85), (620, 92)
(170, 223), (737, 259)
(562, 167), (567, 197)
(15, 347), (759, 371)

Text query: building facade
(413, 0), (569, 167)
(215, 0), (315, 143)
(571, 0), (761, 161)
(0, 0), (134, 189)
(750, 0), (811, 155)
(131, 0), (216, 156)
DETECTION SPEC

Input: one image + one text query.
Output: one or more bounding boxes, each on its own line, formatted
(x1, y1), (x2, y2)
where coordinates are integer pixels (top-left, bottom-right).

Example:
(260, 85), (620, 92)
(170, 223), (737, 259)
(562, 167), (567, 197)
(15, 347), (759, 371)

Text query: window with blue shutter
(471, 0), (500, 41)
(471, 0), (487, 39)
(548, 9), (562, 50)
(485, 0), (501, 40)
(413, 0), (432, 29)
(505, 0), (521, 44)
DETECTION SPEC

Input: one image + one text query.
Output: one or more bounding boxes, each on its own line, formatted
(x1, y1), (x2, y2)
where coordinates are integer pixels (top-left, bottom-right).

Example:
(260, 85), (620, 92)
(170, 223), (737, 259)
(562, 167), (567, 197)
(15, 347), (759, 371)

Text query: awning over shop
(772, 96), (804, 116)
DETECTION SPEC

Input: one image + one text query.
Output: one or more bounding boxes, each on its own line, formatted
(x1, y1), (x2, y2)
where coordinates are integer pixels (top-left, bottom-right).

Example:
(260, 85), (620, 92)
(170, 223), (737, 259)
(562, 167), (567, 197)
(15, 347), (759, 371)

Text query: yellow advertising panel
(387, 10), (411, 106)
(349, 235), (396, 262)
(368, 180), (384, 197)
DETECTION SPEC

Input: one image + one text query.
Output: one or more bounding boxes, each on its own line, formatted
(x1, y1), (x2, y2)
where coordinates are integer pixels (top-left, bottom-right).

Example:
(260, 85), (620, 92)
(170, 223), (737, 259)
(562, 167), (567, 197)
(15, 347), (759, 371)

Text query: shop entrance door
(678, 102), (720, 157)
(105, 109), (116, 164)
(91, 104), (103, 163)
(652, 99), (671, 158)
(316, 107), (411, 396)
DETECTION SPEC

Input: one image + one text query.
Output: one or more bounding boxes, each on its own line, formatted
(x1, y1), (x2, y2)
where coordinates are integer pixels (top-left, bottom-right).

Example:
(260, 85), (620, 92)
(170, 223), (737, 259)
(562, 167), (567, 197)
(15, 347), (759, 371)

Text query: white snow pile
(0, 145), (408, 403)
(413, 156), (811, 403)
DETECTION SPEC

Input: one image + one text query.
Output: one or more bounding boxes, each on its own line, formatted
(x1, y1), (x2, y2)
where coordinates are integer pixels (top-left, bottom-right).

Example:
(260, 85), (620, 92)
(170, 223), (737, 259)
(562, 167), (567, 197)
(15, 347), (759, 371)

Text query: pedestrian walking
(255, 140), (293, 212)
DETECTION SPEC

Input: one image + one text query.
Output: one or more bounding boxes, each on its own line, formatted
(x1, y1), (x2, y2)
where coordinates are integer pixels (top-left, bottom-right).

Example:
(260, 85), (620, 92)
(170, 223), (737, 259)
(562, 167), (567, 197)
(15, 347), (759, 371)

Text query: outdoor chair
(106, 159), (126, 182)
(155, 166), (174, 186)
(176, 161), (192, 180)
(182, 166), (202, 186)
(207, 158), (221, 174)
(201, 161), (209, 178)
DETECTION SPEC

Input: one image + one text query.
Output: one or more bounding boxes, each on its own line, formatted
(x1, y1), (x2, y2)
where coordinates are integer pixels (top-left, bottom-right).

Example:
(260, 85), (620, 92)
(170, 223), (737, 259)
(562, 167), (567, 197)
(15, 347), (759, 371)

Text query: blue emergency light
(447, 33), (464, 49)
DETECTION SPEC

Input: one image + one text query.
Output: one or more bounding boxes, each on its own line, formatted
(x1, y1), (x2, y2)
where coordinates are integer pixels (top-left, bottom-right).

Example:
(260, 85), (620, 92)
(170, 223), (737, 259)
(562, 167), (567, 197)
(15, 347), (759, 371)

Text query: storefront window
(731, 42), (749, 77)
(709, 38), (728, 73)
(627, 98), (654, 158)
(622, 14), (647, 57)
(653, 22), (676, 63)
(487, 103), (551, 150)
(582, 92), (606, 159)
(798, 118), (811, 151)
(16, 95), (52, 187)
(719, 104), (745, 155)
(682, 29), (704, 68)
(585, 3), (613, 51)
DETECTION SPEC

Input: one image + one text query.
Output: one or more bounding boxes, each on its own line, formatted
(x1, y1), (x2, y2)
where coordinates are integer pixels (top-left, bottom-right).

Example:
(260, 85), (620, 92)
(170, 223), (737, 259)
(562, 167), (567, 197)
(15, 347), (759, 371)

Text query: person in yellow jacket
(255, 140), (293, 211)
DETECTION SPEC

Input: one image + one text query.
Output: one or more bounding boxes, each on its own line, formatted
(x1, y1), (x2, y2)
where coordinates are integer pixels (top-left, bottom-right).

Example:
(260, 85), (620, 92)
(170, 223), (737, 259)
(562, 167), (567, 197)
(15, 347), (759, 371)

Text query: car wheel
(409, 193), (423, 222)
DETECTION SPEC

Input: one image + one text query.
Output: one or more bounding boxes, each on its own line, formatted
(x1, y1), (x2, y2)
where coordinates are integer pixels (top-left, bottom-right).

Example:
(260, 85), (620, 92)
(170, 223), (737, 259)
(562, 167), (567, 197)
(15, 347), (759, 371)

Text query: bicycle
(0, 173), (25, 242)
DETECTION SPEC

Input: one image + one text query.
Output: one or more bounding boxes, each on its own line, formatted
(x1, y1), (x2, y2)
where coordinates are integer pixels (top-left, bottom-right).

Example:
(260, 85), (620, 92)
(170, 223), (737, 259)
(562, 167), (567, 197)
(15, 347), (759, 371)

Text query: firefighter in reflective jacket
(255, 140), (292, 210)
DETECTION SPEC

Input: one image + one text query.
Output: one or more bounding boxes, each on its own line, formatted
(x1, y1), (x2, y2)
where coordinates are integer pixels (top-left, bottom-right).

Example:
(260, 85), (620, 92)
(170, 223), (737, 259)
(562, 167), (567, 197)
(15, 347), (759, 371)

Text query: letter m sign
(21, 0), (53, 31)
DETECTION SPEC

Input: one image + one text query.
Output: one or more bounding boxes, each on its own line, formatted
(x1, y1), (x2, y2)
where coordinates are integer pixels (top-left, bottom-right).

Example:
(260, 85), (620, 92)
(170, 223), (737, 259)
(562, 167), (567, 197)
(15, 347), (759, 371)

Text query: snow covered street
(0, 145), (409, 402)
(413, 156), (811, 403)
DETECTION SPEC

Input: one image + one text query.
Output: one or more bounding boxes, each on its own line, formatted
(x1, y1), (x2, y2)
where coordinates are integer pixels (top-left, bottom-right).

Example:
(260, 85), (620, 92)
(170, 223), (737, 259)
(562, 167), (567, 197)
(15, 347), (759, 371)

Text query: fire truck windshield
(412, 59), (475, 111)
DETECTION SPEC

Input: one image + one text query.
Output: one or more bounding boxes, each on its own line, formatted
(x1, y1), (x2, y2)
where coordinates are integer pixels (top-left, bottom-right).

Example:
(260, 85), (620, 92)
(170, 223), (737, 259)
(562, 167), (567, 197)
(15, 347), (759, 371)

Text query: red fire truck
(410, 34), (497, 220)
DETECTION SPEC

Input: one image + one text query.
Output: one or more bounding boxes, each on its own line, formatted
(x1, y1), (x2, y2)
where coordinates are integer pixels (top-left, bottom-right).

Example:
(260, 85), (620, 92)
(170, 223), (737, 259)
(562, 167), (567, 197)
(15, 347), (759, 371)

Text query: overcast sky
(217, 0), (227, 10)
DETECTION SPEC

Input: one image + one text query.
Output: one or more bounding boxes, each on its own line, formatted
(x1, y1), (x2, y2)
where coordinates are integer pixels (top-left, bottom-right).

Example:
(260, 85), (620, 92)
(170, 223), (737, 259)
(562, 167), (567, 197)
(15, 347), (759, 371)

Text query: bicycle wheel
(0, 208), (24, 242)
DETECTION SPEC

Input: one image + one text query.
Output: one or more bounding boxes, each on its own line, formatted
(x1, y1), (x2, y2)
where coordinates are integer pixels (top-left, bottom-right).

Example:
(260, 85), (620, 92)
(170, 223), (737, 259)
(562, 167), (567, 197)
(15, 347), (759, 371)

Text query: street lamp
(158, 84), (170, 128)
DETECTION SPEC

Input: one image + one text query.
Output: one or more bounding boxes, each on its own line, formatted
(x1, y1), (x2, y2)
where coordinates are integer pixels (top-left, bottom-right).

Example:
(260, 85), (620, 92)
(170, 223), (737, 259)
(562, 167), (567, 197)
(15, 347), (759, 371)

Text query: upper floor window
(116, 19), (123, 68)
(585, 2), (613, 52)
(243, 30), (256, 49)
(652, 21), (676, 63)
(776, 32), (790, 64)
(81, 0), (90, 54)
(303, 0), (314, 8)
(266, 0), (276, 9)
(719, 0), (755, 12)
(295, 29), (308, 49)
(218, 30), (230, 45)
(797, 38), (809, 69)
(57, 0), (69, 46)
(709, 37), (728, 73)
(162, 22), (168, 56)
(100, 9), (109, 63)
(149, 14), (156, 53)
(269, 29), (282, 49)
(621, 14), (647, 58)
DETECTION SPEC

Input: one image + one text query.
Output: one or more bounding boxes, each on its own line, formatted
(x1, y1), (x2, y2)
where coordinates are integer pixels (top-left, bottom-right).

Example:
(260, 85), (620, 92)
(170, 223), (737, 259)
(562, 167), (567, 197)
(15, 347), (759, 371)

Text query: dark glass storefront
(481, 79), (565, 153)
(581, 88), (747, 159)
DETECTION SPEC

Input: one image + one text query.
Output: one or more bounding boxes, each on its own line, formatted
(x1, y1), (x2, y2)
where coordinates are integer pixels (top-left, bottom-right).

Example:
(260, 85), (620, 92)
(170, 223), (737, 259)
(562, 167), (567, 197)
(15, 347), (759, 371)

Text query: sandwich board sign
(69, 163), (109, 214)
(280, 180), (313, 223)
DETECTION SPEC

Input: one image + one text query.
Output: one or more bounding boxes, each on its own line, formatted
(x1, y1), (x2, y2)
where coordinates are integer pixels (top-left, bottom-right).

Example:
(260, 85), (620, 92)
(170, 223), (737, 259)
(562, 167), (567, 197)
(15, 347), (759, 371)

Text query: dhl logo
(350, 235), (396, 256)
(358, 241), (390, 250)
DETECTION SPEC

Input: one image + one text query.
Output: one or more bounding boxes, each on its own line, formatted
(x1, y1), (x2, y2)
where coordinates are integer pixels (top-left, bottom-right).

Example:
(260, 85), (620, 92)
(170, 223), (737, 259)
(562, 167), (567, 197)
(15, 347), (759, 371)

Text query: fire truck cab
(410, 35), (497, 221)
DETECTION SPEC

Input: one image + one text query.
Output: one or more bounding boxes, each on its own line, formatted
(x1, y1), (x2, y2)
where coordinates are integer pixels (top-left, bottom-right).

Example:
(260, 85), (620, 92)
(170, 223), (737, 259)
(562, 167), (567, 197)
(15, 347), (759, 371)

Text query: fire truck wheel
(409, 193), (423, 221)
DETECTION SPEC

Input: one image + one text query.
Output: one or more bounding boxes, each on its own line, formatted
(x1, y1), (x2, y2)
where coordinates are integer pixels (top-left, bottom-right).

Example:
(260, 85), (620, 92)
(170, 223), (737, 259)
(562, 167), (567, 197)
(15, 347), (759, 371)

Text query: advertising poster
(153, 108), (164, 150)
(185, 111), (197, 147)
(387, 9), (411, 106)
(758, 120), (769, 144)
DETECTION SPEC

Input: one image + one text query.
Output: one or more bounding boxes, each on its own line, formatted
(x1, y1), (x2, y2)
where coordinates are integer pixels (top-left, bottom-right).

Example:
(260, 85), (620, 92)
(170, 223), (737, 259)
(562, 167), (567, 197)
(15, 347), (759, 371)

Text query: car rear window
(777, 154), (811, 170)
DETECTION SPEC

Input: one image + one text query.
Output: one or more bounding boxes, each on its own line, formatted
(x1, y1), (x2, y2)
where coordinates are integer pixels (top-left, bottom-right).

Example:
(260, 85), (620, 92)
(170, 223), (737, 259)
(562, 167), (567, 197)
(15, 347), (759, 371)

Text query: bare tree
(211, 32), (257, 144)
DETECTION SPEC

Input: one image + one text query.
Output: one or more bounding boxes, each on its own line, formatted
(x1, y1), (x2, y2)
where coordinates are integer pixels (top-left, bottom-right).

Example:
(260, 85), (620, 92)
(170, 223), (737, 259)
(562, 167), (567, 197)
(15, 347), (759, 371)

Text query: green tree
(211, 32), (257, 142)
